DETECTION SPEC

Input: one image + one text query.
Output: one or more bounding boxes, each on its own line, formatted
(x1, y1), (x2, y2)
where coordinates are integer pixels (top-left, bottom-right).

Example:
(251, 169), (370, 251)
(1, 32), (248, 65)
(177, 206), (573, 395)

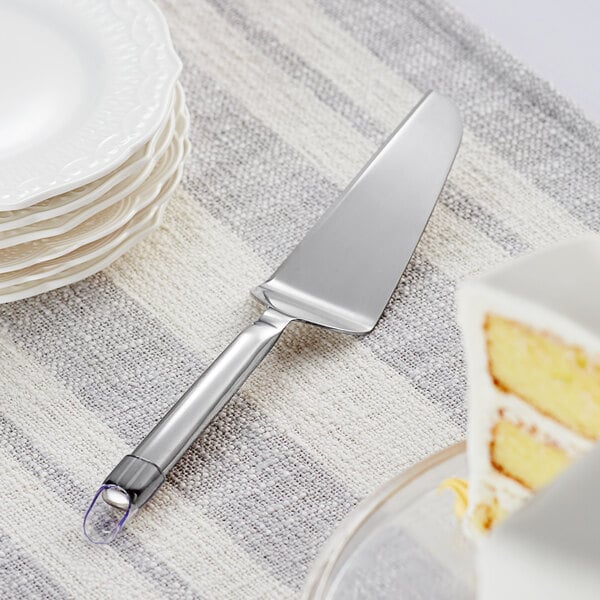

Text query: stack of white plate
(0, 0), (188, 303)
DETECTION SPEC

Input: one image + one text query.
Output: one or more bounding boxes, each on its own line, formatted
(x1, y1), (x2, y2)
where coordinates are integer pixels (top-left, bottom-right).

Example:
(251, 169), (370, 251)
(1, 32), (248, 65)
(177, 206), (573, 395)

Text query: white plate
(0, 84), (180, 233)
(0, 159), (186, 303)
(0, 100), (189, 274)
(303, 442), (476, 600)
(0, 0), (181, 210)
(0, 84), (184, 248)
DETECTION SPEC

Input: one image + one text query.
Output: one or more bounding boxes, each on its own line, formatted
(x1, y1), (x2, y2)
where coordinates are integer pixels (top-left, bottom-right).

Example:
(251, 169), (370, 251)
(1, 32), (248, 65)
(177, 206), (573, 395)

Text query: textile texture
(1, 0), (599, 598)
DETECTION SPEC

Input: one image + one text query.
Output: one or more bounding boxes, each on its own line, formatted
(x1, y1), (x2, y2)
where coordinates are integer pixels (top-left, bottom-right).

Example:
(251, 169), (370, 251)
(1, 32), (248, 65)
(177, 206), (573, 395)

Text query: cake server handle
(84, 307), (292, 543)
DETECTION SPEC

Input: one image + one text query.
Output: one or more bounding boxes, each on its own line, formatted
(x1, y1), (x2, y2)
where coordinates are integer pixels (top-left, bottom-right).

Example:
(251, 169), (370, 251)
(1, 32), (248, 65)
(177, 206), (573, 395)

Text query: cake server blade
(87, 91), (462, 543)
(253, 91), (463, 333)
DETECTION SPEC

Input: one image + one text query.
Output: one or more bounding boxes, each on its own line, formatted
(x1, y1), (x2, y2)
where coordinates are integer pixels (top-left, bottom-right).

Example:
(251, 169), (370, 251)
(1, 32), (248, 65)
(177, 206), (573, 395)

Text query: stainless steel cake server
(85, 91), (462, 543)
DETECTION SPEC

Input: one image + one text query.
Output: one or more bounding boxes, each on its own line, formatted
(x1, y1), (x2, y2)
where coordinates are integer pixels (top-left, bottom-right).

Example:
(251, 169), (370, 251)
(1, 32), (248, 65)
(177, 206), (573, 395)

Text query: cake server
(84, 91), (463, 543)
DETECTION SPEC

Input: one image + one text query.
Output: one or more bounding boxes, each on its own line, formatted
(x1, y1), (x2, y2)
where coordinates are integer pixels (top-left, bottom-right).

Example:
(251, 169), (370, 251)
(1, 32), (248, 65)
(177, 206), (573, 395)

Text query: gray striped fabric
(1, 0), (599, 597)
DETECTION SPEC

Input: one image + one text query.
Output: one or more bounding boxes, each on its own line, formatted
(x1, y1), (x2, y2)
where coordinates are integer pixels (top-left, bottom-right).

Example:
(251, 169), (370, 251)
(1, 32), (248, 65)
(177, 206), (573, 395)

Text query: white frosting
(500, 391), (593, 456)
(457, 236), (600, 523)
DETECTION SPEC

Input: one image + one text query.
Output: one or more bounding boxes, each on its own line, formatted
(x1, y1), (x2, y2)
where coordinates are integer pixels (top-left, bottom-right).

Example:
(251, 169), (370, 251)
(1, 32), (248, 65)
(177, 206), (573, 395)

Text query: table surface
(447, 0), (600, 124)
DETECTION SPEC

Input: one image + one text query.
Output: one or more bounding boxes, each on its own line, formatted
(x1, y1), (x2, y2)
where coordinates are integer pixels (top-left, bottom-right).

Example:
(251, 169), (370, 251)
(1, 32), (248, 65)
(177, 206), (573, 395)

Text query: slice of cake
(457, 236), (600, 533)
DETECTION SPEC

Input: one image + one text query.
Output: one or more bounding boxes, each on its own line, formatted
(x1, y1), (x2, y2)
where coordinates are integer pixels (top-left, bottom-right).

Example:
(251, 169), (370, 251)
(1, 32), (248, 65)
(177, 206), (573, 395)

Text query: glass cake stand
(303, 442), (476, 599)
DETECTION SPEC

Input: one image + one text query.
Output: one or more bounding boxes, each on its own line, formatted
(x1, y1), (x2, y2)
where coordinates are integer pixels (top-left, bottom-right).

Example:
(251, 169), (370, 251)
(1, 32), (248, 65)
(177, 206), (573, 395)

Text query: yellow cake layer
(490, 420), (570, 490)
(485, 314), (600, 439)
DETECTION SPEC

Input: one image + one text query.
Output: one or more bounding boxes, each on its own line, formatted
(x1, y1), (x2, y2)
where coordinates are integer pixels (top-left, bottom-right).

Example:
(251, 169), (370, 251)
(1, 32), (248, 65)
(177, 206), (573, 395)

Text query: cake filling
(485, 314), (600, 439)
